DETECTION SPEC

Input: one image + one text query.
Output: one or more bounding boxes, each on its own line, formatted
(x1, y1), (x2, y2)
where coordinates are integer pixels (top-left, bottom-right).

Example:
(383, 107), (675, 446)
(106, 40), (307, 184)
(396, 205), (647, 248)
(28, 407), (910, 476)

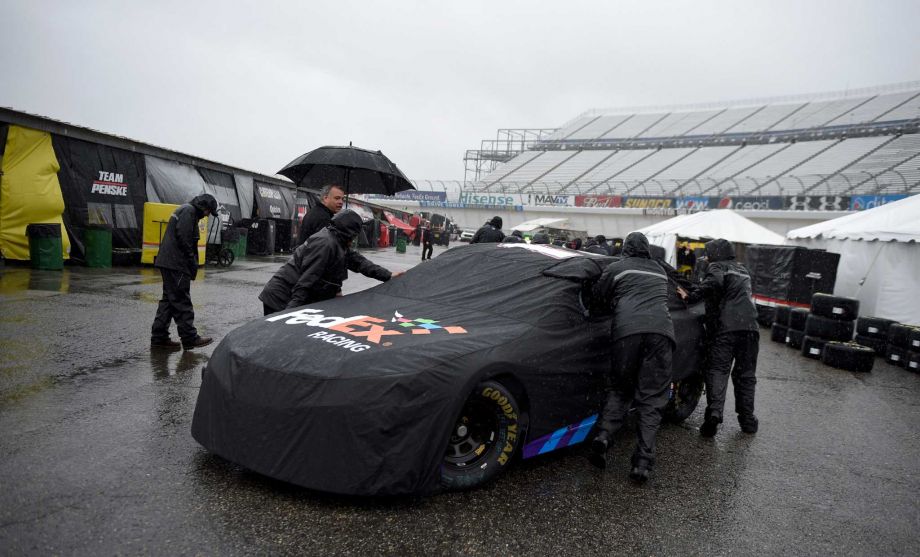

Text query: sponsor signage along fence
(715, 196), (785, 210)
(849, 194), (907, 210)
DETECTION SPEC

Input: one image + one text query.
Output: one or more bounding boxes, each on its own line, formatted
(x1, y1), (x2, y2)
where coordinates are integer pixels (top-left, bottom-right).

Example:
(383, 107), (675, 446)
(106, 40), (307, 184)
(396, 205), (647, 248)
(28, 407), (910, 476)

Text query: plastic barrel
(236, 228), (248, 259)
(26, 223), (64, 270)
(396, 237), (407, 253)
(84, 225), (112, 268)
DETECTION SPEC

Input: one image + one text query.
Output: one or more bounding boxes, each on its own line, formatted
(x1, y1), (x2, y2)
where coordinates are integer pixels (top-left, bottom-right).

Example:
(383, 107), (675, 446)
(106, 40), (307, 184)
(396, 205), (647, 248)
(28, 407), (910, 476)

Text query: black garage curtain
(52, 135), (147, 261)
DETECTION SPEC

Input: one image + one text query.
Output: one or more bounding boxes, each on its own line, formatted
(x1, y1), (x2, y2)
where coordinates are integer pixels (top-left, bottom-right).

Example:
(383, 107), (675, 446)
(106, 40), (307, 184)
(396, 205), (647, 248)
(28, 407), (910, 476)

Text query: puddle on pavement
(150, 349), (210, 379)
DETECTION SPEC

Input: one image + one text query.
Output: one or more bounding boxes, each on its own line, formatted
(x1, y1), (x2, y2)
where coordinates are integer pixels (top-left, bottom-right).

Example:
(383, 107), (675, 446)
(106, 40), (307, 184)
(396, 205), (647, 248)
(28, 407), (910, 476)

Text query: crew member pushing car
(259, 210), (399, 315)
(589, 232), (674, 483)
(686, 239), (759, 437)
(470, 216), (505, 243)
(151, 193), (218, 350)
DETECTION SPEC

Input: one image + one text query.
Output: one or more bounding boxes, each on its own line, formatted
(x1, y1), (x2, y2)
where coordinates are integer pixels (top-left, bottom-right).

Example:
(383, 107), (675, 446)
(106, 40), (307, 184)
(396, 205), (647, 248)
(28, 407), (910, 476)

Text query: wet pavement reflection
(1, 246), (918, 555)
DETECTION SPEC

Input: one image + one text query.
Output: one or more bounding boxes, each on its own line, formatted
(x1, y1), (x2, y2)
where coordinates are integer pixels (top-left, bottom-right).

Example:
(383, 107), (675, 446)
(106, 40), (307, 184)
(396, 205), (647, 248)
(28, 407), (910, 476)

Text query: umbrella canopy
(278, 145), (415, 196)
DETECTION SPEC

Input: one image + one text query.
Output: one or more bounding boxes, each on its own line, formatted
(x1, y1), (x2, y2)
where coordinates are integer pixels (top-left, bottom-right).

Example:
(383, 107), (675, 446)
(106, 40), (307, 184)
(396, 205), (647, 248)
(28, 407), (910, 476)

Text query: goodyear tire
(884, 345), (907, 368)
(801, 335), (828, 359)
(789, 308), (810, 331)
(854, 334), (886, 356)
(786, 329), (805, 349)
(770, 323), (788, 343)
(663, 373), (704, 424)
(856, 316), (897, 339)
(441, 380), (524, 491)
(822, 342), (875, 373)
(888, 324), (920, 350)
(774, 306), (792, 327)
(810, 293), (860, 321)
(804, 314), (855, 341)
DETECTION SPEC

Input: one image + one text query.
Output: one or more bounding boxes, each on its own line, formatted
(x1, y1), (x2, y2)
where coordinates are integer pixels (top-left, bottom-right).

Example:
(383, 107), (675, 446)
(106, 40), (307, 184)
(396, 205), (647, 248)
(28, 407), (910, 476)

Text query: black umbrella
(278, 145), (415, 197)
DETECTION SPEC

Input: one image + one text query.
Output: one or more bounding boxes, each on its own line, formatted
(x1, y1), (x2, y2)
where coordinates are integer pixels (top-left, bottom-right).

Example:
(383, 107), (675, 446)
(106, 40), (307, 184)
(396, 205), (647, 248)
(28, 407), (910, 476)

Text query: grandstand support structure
(463, 128), (557, 183)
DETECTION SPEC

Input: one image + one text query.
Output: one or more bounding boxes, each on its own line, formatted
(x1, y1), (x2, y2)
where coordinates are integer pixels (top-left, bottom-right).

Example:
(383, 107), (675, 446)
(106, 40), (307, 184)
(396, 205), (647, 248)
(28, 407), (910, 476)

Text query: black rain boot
(739, 415), (759, 434)
(588, 431), (610, 469)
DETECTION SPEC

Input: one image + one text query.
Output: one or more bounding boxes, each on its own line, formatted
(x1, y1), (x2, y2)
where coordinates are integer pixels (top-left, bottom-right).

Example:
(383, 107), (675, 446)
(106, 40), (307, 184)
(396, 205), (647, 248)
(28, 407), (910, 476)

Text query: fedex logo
(266, 308), (467, 351)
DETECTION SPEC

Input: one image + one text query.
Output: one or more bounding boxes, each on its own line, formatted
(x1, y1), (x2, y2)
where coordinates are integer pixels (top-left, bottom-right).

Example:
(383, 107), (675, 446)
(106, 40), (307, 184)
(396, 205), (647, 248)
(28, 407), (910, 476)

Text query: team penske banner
(52, 135), (147, 261)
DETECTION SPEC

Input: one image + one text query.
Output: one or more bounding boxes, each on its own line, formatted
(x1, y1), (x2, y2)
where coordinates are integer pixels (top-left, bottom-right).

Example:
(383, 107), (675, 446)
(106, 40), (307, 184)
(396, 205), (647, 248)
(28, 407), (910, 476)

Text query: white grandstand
(464, 82), (920, 197)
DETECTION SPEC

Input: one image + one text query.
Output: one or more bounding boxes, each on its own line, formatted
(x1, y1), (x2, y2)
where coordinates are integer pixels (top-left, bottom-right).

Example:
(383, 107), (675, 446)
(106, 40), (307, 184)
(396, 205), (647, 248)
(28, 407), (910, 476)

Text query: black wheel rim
(444, 399), (499, 469)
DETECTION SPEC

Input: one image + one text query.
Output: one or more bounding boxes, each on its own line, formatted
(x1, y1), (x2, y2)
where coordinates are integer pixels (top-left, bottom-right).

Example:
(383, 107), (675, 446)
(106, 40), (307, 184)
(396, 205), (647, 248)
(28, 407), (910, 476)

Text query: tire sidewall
(441, 380), (523, 491)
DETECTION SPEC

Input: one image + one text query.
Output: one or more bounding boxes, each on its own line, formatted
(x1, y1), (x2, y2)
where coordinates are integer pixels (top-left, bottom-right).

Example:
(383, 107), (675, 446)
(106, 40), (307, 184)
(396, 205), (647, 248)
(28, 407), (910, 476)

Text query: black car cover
(192, 243), (703, 496)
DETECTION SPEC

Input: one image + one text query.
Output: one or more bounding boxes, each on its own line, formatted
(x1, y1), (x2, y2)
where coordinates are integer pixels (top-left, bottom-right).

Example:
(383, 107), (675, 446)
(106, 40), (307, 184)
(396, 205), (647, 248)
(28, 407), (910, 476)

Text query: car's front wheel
(663, 373), (704, 424)
(441, 380), (524, 491)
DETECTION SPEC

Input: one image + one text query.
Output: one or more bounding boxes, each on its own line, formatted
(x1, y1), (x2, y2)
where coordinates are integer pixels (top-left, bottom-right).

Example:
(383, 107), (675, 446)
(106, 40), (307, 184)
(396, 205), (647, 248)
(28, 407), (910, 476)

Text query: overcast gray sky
(2, 0), (918, 181)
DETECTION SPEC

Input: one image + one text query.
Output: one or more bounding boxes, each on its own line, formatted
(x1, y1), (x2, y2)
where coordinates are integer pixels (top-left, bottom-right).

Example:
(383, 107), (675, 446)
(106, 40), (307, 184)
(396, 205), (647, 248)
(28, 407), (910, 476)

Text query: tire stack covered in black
(770, 306), (792, 343)
(885, 324), (920, 371)
(785, 308), (809, 350)
(802, 293), (858, 360)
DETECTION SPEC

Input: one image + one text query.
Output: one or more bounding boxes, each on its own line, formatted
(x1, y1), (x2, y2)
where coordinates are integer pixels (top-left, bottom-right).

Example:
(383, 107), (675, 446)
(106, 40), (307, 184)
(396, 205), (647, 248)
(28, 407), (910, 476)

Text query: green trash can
(84, 225), (112, 268)
(236, 228), (248, 259)
(396, 237), (407, 253)
(25, 223), (64, 270)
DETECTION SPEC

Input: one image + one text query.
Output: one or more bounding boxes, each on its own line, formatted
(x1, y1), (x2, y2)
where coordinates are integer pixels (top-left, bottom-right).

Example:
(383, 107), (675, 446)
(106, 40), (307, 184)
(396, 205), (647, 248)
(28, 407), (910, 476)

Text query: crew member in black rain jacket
(589, 232), (674, 483)
(151, 193), (218, 350)
(259, 210), (395, 315)
(687, 238), (760, 437)
(470, 216), (505, 244)
(501, 230), (525, 243)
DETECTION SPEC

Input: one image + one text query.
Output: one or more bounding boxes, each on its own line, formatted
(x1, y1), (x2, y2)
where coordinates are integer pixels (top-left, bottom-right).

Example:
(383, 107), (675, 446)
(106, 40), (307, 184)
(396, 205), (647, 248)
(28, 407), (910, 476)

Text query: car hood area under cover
(192, 243), (610, 495)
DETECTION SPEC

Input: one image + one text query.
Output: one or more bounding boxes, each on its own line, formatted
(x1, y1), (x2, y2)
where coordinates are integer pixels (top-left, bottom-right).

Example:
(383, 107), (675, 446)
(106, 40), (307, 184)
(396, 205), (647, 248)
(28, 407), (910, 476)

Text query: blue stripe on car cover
(522, 414), (600, 458)
(568, 415), (598, 444)
(538, 426), (569, 454)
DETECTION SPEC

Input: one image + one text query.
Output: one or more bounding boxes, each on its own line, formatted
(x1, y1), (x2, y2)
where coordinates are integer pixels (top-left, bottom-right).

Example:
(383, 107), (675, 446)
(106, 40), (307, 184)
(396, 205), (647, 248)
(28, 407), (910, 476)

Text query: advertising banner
(574, 195), (623, 208)
(523, 193), (575, 207)
(394, 191), (446, 202)
(622, 197), (674, 209)
(785, 195), (851, 211)
(254, 181), (295, 220)
(849, 194), (908, 211)
(52, 134), (145, 260)
(715, 196), (785, 210)
(675, 197), (710, 211)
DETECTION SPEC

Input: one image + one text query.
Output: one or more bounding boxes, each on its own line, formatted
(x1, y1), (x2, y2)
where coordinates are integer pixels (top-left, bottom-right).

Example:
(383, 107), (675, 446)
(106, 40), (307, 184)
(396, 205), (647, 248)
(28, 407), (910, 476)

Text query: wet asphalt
(1, 244), (918, 556)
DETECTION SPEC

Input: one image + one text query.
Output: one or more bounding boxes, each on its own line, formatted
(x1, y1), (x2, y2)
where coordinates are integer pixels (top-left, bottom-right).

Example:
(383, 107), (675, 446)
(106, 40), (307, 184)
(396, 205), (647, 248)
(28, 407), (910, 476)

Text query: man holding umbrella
(297, 184), (345, 245)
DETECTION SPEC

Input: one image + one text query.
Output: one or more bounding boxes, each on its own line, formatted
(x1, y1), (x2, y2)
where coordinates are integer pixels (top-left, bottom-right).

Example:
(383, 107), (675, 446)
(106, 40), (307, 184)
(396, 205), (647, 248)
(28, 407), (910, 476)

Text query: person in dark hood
(502, 229), (525, 243)
(589, 232), (675, 483)
(531, 232), (550, 245)
(595, 235), (614, 256)
(686, 238), (759, 437)
(583, 238), (609, 255)
(470, 216), (505, 244)
(259, 210), (398, 315)
(568, 238), (583, 250)
(151, 193), (218, 350)
(297, 184), (345, 245)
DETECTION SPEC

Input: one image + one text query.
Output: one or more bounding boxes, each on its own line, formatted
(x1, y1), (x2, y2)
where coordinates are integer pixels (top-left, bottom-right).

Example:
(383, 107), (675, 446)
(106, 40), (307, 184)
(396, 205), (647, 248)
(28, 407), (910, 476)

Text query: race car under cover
(192, 243), (706, 496)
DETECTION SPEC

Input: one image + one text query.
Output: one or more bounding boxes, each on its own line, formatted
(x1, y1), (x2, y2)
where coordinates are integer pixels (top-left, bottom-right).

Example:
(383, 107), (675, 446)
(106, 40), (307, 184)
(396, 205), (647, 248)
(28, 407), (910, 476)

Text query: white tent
(787, 195), (920, 325)
(636, 210), (786, 266)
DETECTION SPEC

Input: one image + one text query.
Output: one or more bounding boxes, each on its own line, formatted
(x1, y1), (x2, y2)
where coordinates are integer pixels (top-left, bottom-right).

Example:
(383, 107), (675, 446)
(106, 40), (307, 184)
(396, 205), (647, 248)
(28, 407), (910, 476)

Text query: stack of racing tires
(784, 308), (810, 350)
(801, 293), (858, 361)
(805, 294), (874, 373)
(884, 323), (920, 371)
(769, 305), (792, 344)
